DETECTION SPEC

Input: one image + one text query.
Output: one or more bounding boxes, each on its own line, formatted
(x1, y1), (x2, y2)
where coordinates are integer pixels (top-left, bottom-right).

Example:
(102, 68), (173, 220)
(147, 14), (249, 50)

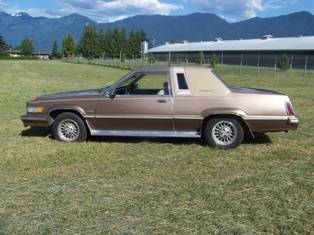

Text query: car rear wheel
(204, 118), (244, 149)
(52, 112), (87, 142)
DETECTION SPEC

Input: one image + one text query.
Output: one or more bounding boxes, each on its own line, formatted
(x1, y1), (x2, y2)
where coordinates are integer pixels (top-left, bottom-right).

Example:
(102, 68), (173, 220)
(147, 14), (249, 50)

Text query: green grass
(0, 61), (313, 234)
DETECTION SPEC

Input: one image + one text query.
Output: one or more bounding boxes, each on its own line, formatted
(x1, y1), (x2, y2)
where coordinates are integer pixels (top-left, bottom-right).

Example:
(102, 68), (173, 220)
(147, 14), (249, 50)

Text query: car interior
(115, 73), (170, 96)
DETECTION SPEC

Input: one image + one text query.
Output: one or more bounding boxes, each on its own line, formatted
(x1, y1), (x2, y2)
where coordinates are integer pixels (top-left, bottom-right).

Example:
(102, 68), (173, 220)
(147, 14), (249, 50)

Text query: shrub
(209, 54), (220, 67)
(278, 54), (290, 71)
(196, 51), (204, 64)
(148, 54), (156, 64)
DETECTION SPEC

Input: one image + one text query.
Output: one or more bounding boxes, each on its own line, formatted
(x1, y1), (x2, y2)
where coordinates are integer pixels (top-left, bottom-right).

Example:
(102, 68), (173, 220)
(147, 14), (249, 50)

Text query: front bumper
(21, 114), (51, 127)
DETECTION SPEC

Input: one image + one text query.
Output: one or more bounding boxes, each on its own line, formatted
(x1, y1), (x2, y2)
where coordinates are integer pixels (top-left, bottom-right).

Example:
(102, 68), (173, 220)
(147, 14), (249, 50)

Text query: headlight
(28, 107), (44, 113)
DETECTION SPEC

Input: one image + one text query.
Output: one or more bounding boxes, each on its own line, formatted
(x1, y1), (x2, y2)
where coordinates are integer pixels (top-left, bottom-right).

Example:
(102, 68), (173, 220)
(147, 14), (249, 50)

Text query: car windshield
(102, 71), (134, 92)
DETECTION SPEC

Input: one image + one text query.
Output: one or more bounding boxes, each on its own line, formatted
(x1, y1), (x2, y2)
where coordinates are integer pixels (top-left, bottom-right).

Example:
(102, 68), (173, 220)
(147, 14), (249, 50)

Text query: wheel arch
(201, 114), (254, 138)
(48, 108), (91, 135)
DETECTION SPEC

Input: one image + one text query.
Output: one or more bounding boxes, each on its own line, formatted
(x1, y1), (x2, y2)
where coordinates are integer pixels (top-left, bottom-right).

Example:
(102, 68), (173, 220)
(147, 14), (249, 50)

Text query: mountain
(100, 13), (234, 44)
(0, 12), (96, 51)
(0, 11), (314, 52)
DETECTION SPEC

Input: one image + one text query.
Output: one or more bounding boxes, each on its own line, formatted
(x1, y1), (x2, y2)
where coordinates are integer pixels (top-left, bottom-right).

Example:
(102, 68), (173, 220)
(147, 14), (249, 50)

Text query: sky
(0, 0), (313, 23)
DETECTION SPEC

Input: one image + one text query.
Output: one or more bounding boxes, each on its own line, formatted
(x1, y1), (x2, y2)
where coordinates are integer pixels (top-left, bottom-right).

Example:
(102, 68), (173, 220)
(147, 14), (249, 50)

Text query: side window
(116, 73), (170, 96)
(175, 72), (191, 95)
(177, 73), (189, 90)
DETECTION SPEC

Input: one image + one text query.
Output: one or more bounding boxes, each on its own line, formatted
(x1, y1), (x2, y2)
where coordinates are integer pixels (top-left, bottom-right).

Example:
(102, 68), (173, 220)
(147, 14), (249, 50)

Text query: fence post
(221, 51), (224, 75)
(257, 54), (260, 76)
(290, 55), (294, 69)
(274, 55), (277, 77)
(240, 52), (243, 75)
(305, 55), (308, 74)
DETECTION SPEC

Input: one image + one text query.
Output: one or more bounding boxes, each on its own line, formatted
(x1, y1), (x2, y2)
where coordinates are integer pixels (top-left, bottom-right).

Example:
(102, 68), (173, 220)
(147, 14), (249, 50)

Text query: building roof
(148, 36), (314, 53)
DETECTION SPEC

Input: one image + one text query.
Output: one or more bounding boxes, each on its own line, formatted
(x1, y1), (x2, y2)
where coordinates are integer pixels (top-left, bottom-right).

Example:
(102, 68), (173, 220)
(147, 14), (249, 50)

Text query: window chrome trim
(172, 67), (192, 96)
(111, 71), (173, 97)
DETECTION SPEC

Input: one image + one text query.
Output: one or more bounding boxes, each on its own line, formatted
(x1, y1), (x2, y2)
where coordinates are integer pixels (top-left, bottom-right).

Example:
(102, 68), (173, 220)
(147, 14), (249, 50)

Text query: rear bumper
(21, 114), (50, 127)
(288, 116), (300, 125)
(244, 116), (300, 132)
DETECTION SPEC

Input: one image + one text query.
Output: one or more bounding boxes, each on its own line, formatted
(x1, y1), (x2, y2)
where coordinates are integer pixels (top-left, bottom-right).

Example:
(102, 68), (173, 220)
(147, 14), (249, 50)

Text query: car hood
(36, 89), (103, 101)
(231, 87), (283, 95)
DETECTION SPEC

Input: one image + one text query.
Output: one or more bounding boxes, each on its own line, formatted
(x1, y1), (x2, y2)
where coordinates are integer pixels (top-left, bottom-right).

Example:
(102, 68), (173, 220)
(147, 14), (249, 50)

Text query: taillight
(285, 102), (295, 116)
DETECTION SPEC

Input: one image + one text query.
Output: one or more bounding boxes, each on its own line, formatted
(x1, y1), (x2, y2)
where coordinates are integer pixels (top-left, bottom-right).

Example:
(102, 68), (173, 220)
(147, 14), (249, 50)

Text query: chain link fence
(154, 52), (314, 72)
(63, 54), (314, 78)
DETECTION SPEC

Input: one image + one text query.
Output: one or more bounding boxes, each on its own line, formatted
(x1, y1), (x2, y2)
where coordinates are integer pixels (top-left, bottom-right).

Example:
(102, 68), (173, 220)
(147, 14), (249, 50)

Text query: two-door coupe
(21, 67), (299, 148)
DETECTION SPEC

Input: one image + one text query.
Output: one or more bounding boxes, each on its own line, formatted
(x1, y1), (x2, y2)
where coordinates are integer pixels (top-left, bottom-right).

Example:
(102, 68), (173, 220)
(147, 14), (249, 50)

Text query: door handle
(157, 99), (167, 103)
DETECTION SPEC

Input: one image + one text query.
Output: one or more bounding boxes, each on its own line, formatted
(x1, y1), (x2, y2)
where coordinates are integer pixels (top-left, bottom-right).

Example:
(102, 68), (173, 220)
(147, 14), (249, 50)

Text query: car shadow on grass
(20, 127), (272, 145)
(89, 133), (272, 146)
(20, 127), (51, 137)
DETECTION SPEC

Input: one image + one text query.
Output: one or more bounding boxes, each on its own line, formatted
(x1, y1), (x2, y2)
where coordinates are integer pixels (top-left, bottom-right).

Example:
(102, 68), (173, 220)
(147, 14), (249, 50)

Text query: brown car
(21, 66), (299, 148)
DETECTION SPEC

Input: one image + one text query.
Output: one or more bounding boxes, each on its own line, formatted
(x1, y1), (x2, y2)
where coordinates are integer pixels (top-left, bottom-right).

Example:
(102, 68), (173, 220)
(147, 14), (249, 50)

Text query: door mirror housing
(104, 89), (116, 99)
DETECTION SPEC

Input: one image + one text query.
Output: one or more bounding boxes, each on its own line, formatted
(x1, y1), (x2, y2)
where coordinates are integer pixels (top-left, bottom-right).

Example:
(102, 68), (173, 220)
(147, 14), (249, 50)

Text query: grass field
(0, 61), (313, 234)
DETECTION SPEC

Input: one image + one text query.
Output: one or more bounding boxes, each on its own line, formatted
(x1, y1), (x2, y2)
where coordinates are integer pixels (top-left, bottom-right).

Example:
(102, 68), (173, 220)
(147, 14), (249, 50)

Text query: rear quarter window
(177, 73), (189, 90)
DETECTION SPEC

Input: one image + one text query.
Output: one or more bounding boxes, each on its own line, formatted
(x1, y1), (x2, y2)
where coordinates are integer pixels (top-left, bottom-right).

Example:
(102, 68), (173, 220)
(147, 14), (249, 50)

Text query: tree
(278, 54), (290, 71)
(51, 41), (58, 58)
(0, 34), (7, 51)
(148, 54), (156, 64)
(76, 27), (149, 60)
(78, 26), (100, 59)
(112, 28), (127, 58)
(196, 51), (205, 64)
(209, 53), (219, 67)
(62, 34), (76, 57)
(19, 38), (34, 57)
(127, 28), (148, 59)
(0, 34), (8, 57)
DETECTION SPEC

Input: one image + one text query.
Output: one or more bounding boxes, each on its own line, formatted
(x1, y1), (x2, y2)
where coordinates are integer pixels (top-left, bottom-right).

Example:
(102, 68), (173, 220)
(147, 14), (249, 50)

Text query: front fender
(47, 105), (87, 117)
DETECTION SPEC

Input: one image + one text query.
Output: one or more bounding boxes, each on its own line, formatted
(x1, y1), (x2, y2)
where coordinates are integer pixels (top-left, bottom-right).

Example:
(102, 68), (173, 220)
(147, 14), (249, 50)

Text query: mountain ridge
(0, 10), (313, 51)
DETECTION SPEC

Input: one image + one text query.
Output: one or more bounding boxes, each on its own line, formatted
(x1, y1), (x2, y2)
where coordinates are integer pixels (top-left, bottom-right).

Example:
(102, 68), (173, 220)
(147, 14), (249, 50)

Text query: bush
(209, 54), (219, 67)
(120, 53), (126, 62)
(148, 54), (156, 64)
(278, 54), (290, 71)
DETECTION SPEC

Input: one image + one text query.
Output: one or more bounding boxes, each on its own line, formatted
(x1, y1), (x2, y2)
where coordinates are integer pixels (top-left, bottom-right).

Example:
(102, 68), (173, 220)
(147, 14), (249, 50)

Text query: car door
(90, 72), (174, 133)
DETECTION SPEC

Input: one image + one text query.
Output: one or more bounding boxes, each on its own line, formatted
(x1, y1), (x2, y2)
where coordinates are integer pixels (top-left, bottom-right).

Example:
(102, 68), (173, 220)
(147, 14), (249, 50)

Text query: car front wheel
(52, 112), (87, 142)
(204, 118), (244, 149)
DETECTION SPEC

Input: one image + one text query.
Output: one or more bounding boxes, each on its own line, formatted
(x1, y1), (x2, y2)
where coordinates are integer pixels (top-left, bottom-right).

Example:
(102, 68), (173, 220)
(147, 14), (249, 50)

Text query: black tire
(204, 118), (244, 149)
(52, 112), (87, 142)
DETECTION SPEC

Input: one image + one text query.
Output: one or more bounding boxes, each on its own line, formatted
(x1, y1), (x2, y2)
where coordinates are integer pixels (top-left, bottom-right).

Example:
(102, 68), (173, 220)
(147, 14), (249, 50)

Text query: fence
(153, 52), (314, 71)
(63, 56), (314, 78)
(63, 57), (169, 70)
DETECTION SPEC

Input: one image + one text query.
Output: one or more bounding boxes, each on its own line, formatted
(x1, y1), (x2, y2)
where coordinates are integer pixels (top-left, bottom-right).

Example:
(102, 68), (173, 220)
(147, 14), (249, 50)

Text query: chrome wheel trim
(211, 121), (237, 146)
(57, 119), (80, 142)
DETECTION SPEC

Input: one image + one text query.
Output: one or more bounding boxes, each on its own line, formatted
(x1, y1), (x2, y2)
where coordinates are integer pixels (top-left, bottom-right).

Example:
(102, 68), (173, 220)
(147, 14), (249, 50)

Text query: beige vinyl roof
(148, 36), (314, 53)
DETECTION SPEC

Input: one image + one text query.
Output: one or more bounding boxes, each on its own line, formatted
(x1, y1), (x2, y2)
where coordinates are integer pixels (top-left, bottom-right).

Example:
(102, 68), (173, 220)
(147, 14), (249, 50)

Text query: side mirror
(104, 89), (116, 99)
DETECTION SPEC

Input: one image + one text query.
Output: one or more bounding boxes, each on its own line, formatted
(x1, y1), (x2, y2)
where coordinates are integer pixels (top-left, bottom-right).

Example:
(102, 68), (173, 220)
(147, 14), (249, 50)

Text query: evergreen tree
(19, 38), (34, 57)
(112, 28), (127, 58)
(62, 34), (76, 57)
(51, 41), (58, 58)
(278, 54), (290, 71)
(76, 27), (148, 60)
(103, 30), (115, 58)
(78, 26), (100, 59)
(0, 34), (7, 51)
(0, 34), (8, 57)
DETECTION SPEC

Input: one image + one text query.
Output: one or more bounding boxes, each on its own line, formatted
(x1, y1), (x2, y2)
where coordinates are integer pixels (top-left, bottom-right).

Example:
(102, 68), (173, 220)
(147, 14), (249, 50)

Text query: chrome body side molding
(89, 129), (200, 138)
